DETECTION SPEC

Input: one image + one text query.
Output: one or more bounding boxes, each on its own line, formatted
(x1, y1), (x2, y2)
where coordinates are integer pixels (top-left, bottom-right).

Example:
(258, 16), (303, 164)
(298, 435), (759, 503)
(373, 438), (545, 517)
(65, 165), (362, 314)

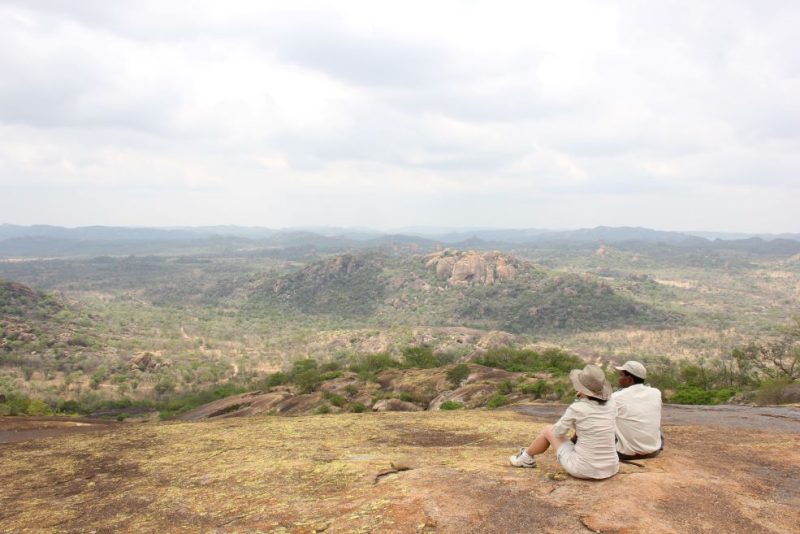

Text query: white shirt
(611, 384), (662, 455)
(552, 398), (619, 479)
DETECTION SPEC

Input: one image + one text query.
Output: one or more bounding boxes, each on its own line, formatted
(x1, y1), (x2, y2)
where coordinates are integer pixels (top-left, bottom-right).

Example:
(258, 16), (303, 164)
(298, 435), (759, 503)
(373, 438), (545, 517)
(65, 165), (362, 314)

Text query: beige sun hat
(569, 364), (613, 400)
(614, 360), (647, 380)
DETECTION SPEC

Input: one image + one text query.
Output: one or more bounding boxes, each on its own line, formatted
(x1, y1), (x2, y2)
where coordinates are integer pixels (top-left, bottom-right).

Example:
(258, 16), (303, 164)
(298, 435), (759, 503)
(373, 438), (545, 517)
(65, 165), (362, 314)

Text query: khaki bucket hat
(569, 364), (612, 400)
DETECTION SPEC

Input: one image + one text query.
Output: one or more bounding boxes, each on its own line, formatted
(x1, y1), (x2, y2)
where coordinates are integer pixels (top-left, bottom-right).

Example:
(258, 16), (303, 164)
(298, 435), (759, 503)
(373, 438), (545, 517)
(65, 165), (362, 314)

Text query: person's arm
(552, 404), (578, 438)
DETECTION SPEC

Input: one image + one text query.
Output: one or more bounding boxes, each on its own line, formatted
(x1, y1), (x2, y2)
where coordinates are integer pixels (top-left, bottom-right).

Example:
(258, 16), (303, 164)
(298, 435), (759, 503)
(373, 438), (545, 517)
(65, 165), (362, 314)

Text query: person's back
(612, 383), (662, 455)
(554, 398), (619, 479)
(612, 361), (662, 457)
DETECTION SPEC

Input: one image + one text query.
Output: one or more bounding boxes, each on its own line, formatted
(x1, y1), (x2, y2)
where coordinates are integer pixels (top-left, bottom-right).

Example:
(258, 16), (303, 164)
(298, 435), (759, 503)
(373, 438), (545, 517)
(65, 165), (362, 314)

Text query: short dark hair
(622, 370), (645, 384)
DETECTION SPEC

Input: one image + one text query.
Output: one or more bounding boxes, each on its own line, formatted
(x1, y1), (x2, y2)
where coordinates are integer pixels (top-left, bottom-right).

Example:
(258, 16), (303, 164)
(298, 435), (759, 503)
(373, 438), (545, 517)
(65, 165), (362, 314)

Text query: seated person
(509, 364), (619, 480)
(612, 361), (663, 459)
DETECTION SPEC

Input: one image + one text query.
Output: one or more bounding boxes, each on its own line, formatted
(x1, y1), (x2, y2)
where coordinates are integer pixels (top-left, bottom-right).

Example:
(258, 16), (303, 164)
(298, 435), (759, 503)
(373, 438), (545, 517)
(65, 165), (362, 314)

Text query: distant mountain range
(1, 224), (798, 257)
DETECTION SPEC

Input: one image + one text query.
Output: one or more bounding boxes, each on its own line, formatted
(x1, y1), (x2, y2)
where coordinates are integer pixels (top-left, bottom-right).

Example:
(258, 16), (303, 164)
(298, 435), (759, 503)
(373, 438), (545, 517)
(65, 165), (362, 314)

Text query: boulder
(424, 250), (522, 286)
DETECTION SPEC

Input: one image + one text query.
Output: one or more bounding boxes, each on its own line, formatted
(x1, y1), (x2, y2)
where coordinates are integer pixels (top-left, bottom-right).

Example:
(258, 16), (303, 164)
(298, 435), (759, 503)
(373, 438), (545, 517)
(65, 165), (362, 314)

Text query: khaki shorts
(557, 442), (618, 480)
(556, 442), (593, 479)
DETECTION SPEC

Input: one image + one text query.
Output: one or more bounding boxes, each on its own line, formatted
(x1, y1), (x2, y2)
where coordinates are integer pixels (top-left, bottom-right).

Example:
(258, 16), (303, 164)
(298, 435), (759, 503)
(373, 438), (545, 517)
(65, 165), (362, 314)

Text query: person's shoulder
(612, 387), (633, 399)
(568, 398), (591, 411)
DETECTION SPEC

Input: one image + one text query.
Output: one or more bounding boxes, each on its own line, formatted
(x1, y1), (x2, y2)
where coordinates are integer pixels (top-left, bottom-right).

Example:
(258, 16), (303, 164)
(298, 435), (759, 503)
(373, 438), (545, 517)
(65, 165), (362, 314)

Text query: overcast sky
(1, 0), (798, 233)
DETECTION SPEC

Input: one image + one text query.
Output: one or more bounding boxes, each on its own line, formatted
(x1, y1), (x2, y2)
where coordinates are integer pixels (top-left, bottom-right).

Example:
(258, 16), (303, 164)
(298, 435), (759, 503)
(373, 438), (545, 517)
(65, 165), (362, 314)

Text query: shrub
(319, 361), (342, 373)
(25, 399), (52, 416)
(670, 386), (736, 405)
(293, 370), (321, 393)
(399, 391), (424, 403)
(518, 379), (552, 399)
(0, 394), (53, 416)
(154, 379), (175, 395)
(475, 348), (582, 375)
(754, 378), (797, 405)
(446, 364), (470, 388)
(351, 402), (366, 413)
(324, 392), (346, 407)
(349, 353), (400, 380)
(402, 347), (438, 369)
(486, 393), (509, 409)
(497, 380), (514, 395)
(315, 404), (331, 415)
(290, 360), (321, 393)
(264, 372), (289, 388)
(344, 384), (359, 397)
(440, 400), (464, 410)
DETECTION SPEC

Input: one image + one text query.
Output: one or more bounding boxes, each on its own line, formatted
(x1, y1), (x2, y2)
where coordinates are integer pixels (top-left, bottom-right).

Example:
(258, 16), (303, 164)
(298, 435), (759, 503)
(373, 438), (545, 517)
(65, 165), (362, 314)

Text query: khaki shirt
(611, 384), (663, 455)
(552, 398), (619, 479)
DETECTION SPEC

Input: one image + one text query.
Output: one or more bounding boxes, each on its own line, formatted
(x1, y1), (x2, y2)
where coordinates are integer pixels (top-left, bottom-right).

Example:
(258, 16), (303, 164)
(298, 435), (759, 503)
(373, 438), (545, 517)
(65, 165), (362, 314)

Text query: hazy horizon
(2, 1), (799, 233)
(1, 221), (796, 240)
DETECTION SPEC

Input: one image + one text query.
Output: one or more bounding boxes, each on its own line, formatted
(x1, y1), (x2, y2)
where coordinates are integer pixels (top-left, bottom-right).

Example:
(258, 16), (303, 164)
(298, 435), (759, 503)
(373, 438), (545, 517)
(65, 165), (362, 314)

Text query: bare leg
(525, 424), (570, 456)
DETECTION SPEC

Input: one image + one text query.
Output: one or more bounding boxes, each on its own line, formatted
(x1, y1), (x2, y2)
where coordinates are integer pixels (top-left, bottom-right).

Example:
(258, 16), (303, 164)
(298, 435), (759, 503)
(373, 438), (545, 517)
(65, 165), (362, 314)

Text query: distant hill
(0, 280), (62, 320)
(250, 250), (679, 333)
(2, 224), (798, 258)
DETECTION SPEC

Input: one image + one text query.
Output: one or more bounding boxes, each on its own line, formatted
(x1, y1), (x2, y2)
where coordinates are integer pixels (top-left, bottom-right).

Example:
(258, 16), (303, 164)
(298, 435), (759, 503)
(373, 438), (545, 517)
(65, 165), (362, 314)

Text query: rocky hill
(252, 251), (679, 333)
(176, 364), (560, 420)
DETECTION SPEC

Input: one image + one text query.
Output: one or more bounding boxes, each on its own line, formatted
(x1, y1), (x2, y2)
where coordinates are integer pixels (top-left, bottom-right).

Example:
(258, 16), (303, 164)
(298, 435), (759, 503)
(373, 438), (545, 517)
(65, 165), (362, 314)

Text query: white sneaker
(509, 447), (536, 468)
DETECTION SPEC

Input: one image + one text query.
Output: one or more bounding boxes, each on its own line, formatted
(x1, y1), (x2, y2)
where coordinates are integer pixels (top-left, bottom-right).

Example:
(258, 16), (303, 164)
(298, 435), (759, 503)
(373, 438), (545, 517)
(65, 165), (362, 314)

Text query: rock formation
(424, 250), (522, 286)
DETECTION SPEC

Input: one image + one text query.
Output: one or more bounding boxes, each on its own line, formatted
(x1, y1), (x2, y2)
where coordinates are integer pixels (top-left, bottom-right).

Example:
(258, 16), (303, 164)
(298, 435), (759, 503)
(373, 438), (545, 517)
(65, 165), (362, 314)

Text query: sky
(1, 0), (798, 233)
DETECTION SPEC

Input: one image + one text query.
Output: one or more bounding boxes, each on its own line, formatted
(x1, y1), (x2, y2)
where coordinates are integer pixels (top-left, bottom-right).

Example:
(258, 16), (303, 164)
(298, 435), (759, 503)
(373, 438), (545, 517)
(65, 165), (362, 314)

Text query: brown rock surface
(373, 399), (424, 412)
(1, 410), (797, 533)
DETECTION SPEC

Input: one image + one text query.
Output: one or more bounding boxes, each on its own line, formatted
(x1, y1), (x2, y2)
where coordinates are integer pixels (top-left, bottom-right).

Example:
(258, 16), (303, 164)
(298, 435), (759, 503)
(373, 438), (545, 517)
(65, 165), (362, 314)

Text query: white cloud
(0, 0), (798, 232)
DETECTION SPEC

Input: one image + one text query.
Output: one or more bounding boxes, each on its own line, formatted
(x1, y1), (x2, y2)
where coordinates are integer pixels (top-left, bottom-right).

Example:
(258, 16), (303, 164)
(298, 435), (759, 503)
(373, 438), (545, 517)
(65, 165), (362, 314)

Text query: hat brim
(615, 363), (646, 380)
(570, 369), (612, 401)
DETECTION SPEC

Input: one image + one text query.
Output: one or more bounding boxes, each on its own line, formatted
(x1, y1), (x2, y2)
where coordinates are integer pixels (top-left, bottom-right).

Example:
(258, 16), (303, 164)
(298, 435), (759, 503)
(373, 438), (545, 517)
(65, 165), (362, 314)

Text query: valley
(1, 227), (798, 417)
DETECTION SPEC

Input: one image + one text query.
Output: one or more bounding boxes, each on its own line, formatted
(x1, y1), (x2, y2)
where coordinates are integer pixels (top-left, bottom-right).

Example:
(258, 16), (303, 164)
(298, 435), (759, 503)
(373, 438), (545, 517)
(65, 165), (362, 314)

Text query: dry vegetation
(2, 410), (798, 533)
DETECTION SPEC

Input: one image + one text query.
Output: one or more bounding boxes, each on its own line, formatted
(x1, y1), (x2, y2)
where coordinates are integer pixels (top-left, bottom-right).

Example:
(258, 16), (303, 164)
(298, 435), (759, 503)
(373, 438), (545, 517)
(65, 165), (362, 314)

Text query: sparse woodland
(1, 234), (799, 417)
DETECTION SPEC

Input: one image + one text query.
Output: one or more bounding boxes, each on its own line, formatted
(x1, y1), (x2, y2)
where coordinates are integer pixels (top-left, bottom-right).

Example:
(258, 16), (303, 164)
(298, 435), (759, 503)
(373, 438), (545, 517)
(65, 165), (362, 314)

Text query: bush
(154, 379), (176, 395)
(26, 399), (52, 416)
(315, 404), (331, 415)
(0, 394), (53, 416)
(324, 392), (346, 407)
(264, 372), (289, 388)
(497, 380), (514, 395)
(486, 393), (509, 409)
(319, 371), (342, 381)
(293, 370), (321, 393)
(401, 347), (438, 369)
(670, 386), (736, 405)
(446, 364), (470, 388)
(518, 379), (552, 399)
(440, 400), (464, 410)
(753, 378), (798, 405)
(349, 352), (400, 380)
(475, 348), (583, 375)
(399, 391), (425, 404)
(351, 402), (366, 413)
(290, 360), (321, 393)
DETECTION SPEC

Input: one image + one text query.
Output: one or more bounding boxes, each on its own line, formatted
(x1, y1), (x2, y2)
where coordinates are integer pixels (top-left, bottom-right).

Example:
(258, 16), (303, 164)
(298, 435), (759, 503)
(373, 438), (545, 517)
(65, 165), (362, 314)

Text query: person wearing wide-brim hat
(509, 364), (619, 480)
